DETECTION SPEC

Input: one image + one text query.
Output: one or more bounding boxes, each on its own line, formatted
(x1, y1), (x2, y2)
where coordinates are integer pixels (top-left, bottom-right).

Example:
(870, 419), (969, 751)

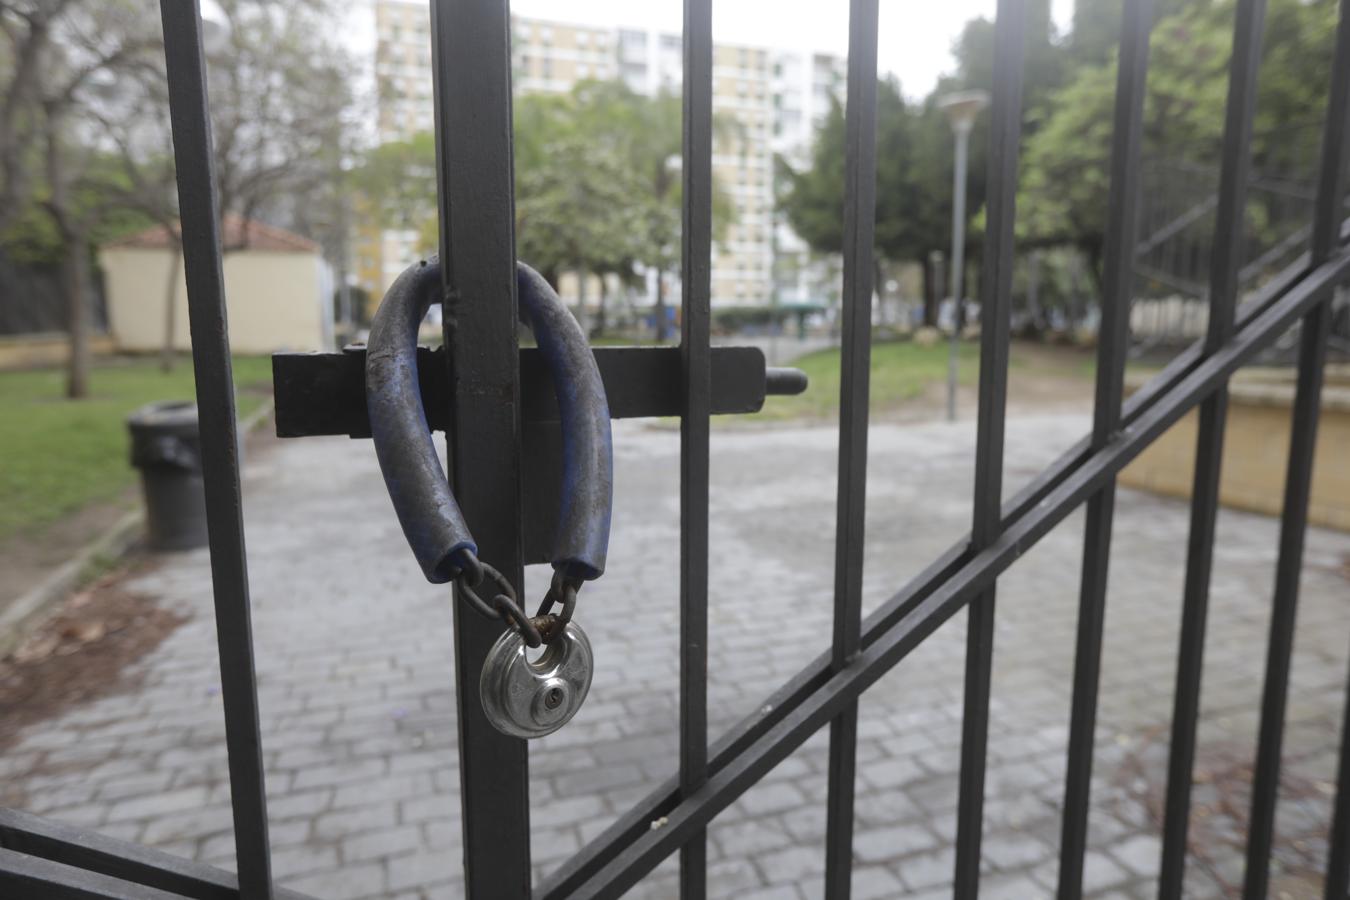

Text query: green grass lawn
(755, 339), (990, 421)
(0, 356), (273, 540)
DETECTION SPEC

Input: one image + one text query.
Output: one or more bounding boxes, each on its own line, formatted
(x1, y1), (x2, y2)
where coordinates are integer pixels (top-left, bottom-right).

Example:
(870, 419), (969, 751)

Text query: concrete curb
(239, 396), (276, 435)
(0, 510), (145, 660)
(0, 398), (276, 659)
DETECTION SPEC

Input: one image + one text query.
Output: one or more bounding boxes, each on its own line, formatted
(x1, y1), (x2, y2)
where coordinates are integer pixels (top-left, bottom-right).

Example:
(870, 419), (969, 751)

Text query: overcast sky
(509, 0), (1078, 99)
(339, 1), (1078, 101)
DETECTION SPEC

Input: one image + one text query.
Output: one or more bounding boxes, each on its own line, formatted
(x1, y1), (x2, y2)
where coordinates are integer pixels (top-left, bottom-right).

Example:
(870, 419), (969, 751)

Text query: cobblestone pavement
(2, 415), (1348, 899)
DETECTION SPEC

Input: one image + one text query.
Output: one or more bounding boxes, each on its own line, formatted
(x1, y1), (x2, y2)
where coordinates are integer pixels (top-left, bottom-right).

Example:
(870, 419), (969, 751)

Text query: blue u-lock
(364, 258), (613, 637)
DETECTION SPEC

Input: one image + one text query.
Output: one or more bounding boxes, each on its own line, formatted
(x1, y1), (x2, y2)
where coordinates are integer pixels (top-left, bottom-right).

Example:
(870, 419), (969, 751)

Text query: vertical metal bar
(947, 126), (968, 425)
(953, 2), (1026, 896)
(823, 0), (879, 896)
(1157, 2), (1267, 896)
(1242, 273), (1333, 900)
(679, 0), (713, 895)
(1319, 13), (1350, 900)
(1329, 646), (1350, 899)
(157, 3), (273, 897)
(1056, 2), (1153, 896)
(429, 1), (531, 896)
(1244, 3), (1350, 897)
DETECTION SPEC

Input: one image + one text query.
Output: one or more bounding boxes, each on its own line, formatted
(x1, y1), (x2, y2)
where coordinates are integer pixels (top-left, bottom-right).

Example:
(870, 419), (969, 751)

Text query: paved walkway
(2, 415), (1348, 898)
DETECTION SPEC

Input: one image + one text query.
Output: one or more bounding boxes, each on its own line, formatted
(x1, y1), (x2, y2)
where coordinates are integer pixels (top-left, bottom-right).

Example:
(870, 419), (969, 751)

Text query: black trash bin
(128, 401), (209, 551)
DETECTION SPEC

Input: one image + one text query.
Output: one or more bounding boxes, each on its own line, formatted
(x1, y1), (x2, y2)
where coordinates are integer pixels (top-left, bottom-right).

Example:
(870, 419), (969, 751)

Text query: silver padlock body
(480, 622), (593, 738)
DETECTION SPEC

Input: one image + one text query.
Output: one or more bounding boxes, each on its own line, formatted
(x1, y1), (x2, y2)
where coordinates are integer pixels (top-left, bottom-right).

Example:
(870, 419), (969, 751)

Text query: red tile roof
(108, 214), (320, 254)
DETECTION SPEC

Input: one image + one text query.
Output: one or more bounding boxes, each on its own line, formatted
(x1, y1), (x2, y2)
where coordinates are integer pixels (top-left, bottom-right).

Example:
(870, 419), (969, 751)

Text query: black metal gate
(3, 0), (1350, 897)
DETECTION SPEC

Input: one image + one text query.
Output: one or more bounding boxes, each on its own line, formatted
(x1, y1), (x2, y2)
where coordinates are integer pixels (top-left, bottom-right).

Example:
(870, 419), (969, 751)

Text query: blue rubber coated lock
(364, 257), (612, 670)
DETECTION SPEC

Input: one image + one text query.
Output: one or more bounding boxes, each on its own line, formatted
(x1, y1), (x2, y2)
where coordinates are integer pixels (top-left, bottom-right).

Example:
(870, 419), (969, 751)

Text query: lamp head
(937, 89), (990, 133)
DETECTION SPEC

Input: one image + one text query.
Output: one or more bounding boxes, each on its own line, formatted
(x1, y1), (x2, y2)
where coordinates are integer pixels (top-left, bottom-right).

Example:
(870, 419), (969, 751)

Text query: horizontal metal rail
(0, 813), (241, 900)
(8, 4), (1343, 899)
(544, 246), (1350, 897)
(0, 809), (310, 900)
(536, 213), (1350, 897)
(271, 346), (805, 438)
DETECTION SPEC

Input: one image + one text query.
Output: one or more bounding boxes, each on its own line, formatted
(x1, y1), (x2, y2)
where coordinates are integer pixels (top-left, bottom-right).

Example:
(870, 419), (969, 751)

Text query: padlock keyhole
(544, 687), (564, 710)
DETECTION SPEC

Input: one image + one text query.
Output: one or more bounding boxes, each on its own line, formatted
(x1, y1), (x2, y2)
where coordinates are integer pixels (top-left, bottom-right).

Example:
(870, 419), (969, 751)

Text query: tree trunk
(64, 238), (90, 399)
(873, 257), (886, 325)
(46, 117), (89, 399)
(1026, 249), (1042, 333)
(923, 253), (941, 327)
(160, 242), (183, 373)
(655, 268), (669, 342)
(595, 275), (608, 338)
(574, 270), (589, 333)
(1070, 249), (1092, 330)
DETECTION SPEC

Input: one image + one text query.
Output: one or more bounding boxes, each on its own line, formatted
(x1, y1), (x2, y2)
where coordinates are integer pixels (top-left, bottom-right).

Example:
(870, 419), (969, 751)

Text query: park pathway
(2, 415), (1348, 898)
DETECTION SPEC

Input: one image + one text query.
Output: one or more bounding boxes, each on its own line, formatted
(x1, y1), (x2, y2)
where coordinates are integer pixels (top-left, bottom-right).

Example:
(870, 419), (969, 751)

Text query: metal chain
(455, 558), (543, 648)
(452, 554), (583, 649)
(532, 570), (581, 645)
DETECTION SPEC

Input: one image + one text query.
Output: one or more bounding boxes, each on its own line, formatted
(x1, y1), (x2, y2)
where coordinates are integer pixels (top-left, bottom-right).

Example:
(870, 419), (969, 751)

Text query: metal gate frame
(2, 0), (1349, 897)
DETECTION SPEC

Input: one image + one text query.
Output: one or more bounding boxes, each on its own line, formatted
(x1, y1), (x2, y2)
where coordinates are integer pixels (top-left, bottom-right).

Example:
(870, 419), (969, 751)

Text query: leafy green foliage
(0, 154), (158, 265)
(0, 357), (272, 539)
(357, 80), (734, 292)
(782, 80), (960, 270)
(783, 0), (1340, 303)
(1018, 0), (1339, 264)
(352, 132), (438, 255)
(515, 132), (651, 283)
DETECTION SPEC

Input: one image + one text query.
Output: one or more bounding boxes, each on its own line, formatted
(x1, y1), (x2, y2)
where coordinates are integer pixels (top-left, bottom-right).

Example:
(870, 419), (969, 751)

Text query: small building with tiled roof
(100, 215), (333, 354)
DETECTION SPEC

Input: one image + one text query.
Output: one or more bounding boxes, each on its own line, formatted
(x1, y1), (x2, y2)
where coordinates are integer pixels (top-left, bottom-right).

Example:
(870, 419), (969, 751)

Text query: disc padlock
(480, 622), (593, 738)
(366, 259), (613, 739)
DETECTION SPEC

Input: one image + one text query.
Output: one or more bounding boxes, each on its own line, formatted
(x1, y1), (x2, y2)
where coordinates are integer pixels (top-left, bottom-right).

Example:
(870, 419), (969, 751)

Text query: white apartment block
(373, 0), (434, 141)
(369, 0), (845, 309)
(771, 50), (850, 308)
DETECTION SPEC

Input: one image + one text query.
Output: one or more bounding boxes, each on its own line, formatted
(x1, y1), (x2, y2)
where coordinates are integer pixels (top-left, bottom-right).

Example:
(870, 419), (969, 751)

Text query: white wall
(100, 246), (328, 354)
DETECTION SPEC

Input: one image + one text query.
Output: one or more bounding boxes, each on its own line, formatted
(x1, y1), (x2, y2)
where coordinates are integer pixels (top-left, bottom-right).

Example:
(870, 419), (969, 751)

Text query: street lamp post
(937, 89), (989, 422)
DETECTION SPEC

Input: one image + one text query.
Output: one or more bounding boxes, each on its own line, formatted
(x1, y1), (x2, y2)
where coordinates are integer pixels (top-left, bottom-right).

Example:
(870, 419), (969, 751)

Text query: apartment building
(373, 0), (435, 141)
(362, 0), (845, 312)
(515, 18), (617, 93)
(771, 50), (849, 308)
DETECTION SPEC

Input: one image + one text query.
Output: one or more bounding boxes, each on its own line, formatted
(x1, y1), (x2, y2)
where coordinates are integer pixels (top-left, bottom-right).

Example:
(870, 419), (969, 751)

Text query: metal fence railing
(1, 0), (1349, 897)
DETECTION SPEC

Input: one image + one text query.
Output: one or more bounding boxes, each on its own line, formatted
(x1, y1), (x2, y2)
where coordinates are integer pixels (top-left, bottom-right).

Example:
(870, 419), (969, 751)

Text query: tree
(782, 79), (963, 325)
(515, 133), (650, 323)
(1017, 0), (1340, 281)
(84, 57), (182, 371)
(203, 0), (355, 248)
(527, 81), (734, 340)
(1066, 0), (1191, 70)
(1, 0), (357, 392)
(361, 81), (735, 340)
(353, 131), (438, 244)
(1, 0), (161, 396)
(948, 0), (1063, 122)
